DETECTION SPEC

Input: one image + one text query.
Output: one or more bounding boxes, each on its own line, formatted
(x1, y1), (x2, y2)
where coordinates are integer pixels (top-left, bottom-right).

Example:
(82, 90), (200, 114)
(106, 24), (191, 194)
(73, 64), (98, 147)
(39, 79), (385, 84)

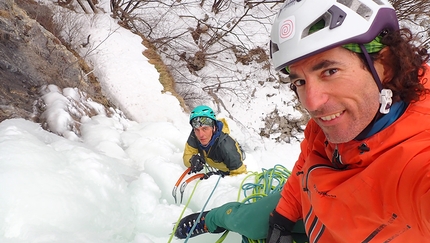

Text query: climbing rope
(240, 164), (290, 203)
(170, 164), (291, 243)
(216, 164), (291, 243)
(168, 179), (202, 243)
(184, 174), (223, 243)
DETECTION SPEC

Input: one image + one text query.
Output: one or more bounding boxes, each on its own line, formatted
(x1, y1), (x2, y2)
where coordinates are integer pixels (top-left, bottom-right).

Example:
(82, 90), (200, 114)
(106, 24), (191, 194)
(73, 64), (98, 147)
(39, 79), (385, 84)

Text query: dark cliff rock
(0, 0), (109, 123)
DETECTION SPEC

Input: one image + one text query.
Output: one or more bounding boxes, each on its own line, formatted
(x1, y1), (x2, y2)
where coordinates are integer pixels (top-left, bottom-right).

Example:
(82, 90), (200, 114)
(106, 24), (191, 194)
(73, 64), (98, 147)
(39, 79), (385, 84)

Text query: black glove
(189, 154), (205, 173)
(267, 210), (294, 243)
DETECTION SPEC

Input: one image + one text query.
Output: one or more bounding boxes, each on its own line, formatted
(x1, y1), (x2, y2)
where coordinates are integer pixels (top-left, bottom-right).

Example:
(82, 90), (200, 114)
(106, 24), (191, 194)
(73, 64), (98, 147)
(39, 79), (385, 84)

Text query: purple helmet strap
(359, 44), (383, 91)
(359, 44), (393, 115)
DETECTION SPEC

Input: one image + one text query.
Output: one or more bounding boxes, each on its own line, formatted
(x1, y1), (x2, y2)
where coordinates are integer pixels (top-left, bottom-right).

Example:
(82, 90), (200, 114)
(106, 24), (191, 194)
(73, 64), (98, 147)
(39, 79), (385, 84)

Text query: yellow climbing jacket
(183, 118), (246, 175)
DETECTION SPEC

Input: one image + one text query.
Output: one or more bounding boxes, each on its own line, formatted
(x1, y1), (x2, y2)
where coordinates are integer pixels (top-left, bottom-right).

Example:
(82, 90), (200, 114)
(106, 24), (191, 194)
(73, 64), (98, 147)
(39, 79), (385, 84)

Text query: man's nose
(300, 79), (329, 112)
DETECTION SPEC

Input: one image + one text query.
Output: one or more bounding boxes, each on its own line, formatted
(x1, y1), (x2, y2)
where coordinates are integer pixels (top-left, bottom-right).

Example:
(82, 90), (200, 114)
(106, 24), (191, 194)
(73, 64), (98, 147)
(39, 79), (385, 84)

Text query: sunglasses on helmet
(191, 117), (214, 128)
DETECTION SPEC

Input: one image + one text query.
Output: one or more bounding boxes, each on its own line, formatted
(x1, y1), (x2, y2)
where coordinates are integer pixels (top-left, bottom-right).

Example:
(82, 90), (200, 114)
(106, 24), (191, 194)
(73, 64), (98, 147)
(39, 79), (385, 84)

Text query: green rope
(240, 165), (291, 243)
(170, 163), (225, 243)
(215, 230), (231, 243)
(236, 171), (259, 201)
(216, 171), (259, 242)
(240, 164), (290, 204)
(168, 179), (202, 243)
(184, 174), (223, 243)
(215, 164), (291, 243)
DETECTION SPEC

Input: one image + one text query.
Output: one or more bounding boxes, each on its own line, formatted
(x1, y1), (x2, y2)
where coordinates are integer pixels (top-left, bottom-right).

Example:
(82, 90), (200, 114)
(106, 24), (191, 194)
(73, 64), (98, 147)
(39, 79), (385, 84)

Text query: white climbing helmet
(270, 0), (399, 73)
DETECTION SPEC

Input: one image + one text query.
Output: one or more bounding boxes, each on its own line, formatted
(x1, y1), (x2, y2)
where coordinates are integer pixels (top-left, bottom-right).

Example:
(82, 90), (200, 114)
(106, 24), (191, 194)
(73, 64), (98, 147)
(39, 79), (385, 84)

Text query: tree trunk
(87, 0), (97, 13)
(76, 0), (89, 13)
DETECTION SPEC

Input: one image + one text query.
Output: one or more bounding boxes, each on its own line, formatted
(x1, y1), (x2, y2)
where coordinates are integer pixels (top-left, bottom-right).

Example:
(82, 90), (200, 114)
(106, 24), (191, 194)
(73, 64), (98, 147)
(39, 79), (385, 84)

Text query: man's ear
(377, 46), (394, 83)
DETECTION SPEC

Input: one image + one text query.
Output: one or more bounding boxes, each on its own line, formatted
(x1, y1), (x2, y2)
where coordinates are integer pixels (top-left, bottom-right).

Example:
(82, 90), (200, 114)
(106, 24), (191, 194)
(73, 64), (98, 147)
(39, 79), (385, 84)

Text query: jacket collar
(354, 101), (408, 140)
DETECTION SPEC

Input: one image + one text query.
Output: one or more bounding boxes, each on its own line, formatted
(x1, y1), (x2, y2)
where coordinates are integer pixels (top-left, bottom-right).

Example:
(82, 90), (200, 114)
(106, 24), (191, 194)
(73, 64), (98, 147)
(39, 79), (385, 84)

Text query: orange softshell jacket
(276, 66), (430, 242)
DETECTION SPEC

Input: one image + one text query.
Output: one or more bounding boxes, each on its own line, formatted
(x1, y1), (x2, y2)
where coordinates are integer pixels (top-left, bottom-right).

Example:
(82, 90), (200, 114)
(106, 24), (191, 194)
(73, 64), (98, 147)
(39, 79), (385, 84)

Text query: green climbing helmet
(189, 105), (216, 127)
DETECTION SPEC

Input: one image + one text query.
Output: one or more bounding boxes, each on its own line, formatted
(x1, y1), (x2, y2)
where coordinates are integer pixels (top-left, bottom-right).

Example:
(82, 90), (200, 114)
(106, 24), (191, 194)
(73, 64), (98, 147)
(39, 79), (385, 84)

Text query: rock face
(0, 0), (106, 122)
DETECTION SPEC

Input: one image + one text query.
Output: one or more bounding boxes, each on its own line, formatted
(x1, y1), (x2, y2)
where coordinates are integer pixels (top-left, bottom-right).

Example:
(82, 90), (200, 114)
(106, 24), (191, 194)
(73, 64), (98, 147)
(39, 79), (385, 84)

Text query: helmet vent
(337, 0), (373, 20)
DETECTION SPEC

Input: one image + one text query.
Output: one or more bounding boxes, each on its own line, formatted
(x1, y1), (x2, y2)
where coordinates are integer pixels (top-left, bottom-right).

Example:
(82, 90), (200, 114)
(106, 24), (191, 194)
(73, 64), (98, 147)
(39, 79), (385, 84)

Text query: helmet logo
(279, 16), (295, 43)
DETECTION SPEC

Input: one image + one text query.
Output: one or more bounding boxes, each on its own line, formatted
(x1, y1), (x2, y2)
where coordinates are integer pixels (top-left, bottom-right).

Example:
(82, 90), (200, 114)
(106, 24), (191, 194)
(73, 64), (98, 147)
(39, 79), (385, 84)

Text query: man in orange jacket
(176, 0), (430, 242)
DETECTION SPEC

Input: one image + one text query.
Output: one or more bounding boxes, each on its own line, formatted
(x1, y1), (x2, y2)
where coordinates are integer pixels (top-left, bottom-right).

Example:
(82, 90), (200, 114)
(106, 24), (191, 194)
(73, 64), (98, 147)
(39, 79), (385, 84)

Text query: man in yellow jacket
(183, 105), (246, 175)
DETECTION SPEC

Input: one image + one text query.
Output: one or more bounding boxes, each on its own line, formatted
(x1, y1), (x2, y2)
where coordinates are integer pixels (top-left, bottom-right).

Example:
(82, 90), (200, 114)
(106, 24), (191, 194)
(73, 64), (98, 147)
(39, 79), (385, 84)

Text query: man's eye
(323, 69), (338, 76)
(292, 79), (306, 87)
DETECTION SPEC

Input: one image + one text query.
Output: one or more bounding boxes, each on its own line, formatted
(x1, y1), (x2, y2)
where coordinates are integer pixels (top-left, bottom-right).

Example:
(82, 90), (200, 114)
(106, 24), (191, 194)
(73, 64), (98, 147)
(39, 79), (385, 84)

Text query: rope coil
(170, 164), (292, 243)
(220, 164), (291, 243)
